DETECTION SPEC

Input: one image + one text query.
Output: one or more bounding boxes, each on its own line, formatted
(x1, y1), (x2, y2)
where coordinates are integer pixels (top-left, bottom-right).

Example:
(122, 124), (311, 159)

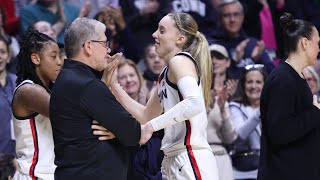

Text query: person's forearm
(220, 116), (238, 144)
(150, 76), (203, 131)
(110, 83), (147, 124)
(52, 20), (65, 37)
(220, 104), (238, 144)
(236, 113), (260, 140)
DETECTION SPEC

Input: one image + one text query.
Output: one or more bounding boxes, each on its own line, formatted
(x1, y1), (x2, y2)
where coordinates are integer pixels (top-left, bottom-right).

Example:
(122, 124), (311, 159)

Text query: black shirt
(50, 59), (141, 180)
(258, 62), (320, 180)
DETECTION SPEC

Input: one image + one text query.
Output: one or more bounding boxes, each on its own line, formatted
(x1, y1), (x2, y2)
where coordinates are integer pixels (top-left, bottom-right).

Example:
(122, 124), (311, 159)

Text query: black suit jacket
(258, 62), (320, 179)
(50, 59), (141, 180)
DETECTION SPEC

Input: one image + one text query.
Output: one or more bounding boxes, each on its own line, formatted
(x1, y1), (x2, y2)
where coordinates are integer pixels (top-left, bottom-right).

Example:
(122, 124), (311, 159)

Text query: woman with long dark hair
(229, 65), (267, 180)
(258, 13), (320, 179)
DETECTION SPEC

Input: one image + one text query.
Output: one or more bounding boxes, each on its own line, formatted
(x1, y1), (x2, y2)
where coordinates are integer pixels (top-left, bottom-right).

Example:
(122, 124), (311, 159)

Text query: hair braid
(16, 29), (55, 87)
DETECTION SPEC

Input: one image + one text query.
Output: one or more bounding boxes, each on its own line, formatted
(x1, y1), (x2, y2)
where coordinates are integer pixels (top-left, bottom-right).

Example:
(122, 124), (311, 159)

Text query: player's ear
(31, 53), (41, 65)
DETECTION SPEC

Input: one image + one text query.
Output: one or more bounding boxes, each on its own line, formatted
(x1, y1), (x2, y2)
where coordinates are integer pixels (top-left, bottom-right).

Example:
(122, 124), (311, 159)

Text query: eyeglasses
(90, 40), (110, 48)
(244, 64), (264, 70)
(83, 40), (110, 48)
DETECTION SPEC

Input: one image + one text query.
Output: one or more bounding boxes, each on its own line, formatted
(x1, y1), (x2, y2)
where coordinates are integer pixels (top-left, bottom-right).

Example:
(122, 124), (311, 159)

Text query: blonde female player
(107, 12), (219, 180)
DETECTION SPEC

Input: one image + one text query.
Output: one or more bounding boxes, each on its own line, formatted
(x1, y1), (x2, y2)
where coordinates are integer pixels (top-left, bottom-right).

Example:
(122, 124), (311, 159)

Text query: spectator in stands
(303, 66), (320, 97)
(213, 0), (275, 78)
(0, 6), (19, 61)
(240, 0), (286, 61)
(207, 44), (238, 180)
(121, 0), (169, 61)
(169, 0), (219, 38)
(20, 0), (90, 45)
(13, 0), (36, 17)
(118, 60), (149, 105)
(210, 43), (238, 98)
(31, 20), (57, 41)
(142, 44), (166, 91)
(0, 0), (19, 35)
(66, 0), (121, 18)
(0, 6), (19, 74)
(229, 64), (267, 179)
(0, 35), (16, 156)
(94, 6), (140, 63)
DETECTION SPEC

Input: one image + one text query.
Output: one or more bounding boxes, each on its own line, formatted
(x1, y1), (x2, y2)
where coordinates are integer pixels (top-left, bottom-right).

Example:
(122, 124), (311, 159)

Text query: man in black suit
(50, 17), (141, 180)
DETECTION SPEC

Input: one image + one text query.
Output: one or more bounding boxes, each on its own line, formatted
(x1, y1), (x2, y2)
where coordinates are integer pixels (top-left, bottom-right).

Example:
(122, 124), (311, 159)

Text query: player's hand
(103, 52), (122, 86)
(91, 120), (115, 140)
(139, 122), (154, 145)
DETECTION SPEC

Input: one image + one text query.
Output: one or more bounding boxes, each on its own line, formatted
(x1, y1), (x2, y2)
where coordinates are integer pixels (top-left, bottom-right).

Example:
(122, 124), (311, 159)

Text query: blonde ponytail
(189, 32), (212, 111)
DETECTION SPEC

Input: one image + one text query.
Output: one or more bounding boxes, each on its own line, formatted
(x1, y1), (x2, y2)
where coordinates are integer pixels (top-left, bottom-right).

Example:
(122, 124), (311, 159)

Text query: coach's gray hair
(64, 17), (106, 58)
(217, 0), (244, 16)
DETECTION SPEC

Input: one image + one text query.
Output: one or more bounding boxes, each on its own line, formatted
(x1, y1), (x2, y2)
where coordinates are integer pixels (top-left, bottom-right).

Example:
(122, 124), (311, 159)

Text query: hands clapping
(103, 52), (122, 87)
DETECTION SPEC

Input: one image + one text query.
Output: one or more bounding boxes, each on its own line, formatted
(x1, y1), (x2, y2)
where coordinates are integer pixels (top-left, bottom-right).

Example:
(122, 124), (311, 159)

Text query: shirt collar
(63, 59), (102, 79)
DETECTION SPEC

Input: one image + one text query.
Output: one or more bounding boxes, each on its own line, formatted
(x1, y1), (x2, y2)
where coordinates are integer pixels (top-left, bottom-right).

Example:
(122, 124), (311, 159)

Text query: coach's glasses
(82, 40), (110, 48)
(90, 40), (110, 48)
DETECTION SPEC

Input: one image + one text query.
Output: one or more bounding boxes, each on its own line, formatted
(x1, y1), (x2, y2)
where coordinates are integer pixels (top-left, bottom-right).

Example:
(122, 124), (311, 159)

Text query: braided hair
(16, 29), (55, 87)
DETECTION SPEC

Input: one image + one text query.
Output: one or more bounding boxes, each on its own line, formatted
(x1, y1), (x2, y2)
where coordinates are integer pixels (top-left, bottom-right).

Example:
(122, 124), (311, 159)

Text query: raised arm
(138, 55), (204, 144)
(109, 81), (163, 124)
(104, 55), (163, 124)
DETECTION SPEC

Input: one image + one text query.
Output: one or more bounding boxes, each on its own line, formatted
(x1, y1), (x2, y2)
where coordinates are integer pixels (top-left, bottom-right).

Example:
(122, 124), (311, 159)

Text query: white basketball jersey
(157, 52), (211, 155)
(13, 80), (55, 180)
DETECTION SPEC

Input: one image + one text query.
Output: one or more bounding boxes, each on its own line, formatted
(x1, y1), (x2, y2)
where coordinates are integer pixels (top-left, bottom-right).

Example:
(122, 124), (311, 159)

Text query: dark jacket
(50, 59), (141, 180)
(258, 62), (320, 180)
